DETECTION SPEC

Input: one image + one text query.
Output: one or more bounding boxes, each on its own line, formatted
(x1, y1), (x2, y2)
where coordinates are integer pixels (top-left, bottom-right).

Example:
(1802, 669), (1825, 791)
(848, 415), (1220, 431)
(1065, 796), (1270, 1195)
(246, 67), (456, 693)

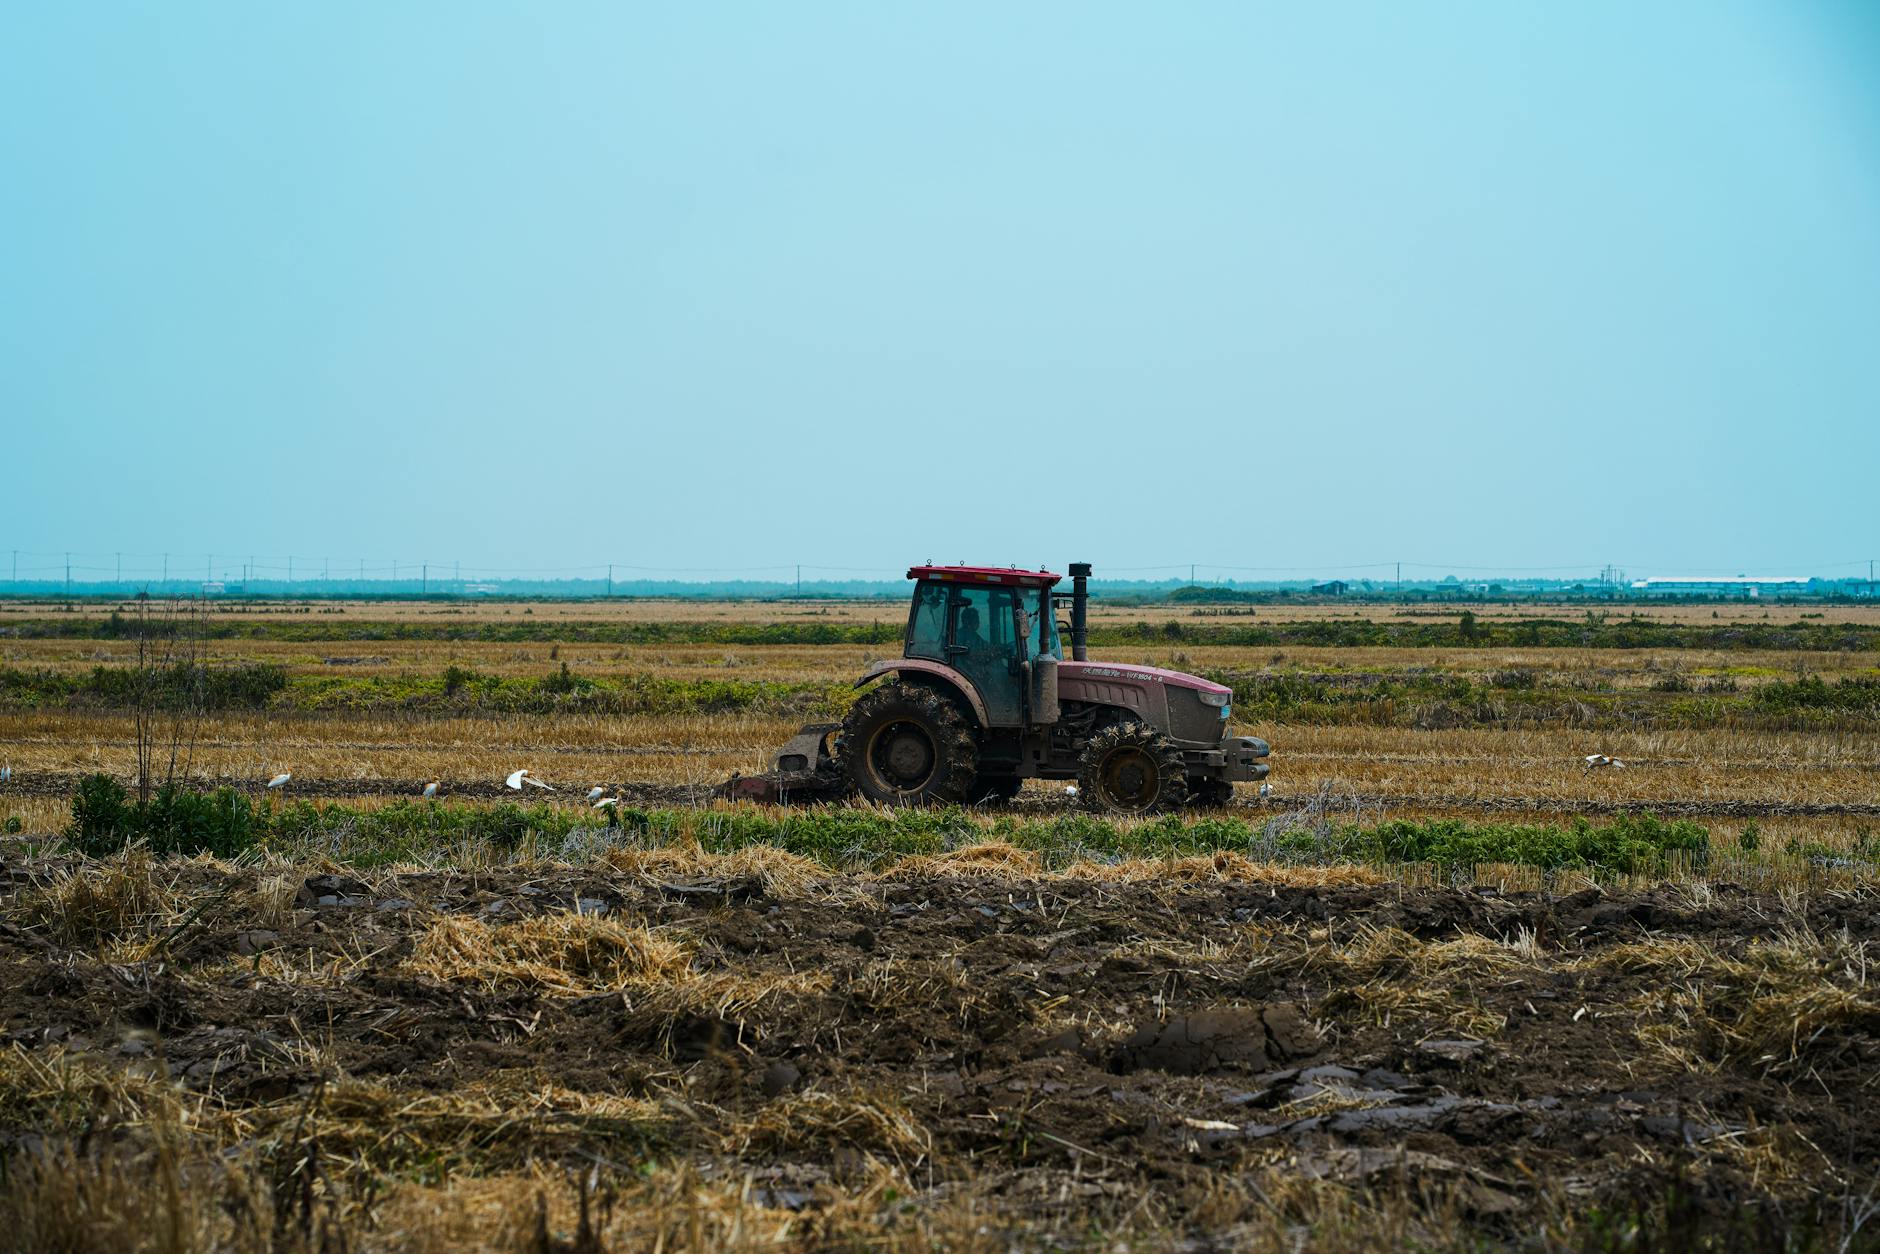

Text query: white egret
(1583, 754), (1627, 770)
(267, 772), (292, 789)
(505, 769), (554, 791)
(586, 786), (605, 802)
(423, 780), (440, 799)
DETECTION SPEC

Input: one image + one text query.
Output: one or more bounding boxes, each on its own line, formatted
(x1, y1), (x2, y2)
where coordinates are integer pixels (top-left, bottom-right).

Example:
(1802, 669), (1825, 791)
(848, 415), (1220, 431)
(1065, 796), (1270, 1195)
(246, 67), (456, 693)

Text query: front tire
(840, 681), (979, 805)
(1077, 723), (1188, 814)
(967, 773), (1023, 805)
(1186, 777), (1235, 808)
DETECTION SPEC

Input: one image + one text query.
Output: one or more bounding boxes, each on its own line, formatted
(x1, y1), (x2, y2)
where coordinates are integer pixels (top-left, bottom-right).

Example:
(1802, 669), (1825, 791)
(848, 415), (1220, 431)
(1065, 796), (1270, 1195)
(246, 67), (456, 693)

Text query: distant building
(1627, 577), (1810, 598)
(201, 581), (225, 594)
(1312, 580), (1348, 596)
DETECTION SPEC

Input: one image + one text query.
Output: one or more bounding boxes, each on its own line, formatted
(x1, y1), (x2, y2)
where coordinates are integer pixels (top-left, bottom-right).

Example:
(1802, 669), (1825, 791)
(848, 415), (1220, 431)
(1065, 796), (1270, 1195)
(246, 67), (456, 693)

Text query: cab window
(906, 582), (949, 660)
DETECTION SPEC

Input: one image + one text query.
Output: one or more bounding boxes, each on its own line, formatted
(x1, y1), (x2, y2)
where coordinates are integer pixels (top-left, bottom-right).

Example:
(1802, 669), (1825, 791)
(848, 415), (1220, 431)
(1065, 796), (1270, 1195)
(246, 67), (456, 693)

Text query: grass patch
(1, 663), (845, 718)
(54, 776), (1712, 877)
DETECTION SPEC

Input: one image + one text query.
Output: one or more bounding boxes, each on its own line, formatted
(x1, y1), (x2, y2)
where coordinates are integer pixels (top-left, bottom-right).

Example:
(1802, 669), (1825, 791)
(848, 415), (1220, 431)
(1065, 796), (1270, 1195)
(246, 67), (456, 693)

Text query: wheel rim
(1097, 746), (1161, 810)
(868, 719), (938, 791)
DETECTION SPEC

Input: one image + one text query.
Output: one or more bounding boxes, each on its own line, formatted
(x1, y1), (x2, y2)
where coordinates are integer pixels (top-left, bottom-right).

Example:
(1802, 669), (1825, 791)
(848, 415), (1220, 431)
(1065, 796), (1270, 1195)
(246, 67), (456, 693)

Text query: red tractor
(725, 563), (1270, 812)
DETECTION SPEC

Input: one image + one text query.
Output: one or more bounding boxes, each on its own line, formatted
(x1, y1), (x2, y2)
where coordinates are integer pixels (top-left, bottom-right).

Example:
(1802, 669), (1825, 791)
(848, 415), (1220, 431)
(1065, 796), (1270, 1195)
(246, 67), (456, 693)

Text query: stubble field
(2, 597), (1877, 1250)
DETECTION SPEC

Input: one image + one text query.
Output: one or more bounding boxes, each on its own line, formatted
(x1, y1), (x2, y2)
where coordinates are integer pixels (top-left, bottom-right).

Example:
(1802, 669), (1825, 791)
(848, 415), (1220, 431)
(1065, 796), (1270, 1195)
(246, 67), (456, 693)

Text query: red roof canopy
(907, 565), (1062, 588)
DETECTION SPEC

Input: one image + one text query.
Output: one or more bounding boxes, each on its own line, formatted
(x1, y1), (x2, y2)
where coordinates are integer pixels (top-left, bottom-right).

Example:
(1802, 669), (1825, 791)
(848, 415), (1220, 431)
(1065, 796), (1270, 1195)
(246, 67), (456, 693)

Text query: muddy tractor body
(725, 563), (1270, 812)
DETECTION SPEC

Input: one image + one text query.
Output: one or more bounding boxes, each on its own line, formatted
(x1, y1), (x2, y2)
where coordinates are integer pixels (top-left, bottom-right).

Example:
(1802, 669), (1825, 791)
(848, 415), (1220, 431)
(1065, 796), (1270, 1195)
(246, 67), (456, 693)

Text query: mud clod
(1114, 1003), (1317, 1075)
(1417, 1037), (1491, 1065)
(760, 1061), (802, 1096)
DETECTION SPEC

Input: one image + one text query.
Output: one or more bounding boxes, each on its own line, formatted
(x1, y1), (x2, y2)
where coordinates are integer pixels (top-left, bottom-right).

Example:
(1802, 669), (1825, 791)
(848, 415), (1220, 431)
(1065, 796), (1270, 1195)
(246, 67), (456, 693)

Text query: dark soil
(3, 856), (1876, 1244)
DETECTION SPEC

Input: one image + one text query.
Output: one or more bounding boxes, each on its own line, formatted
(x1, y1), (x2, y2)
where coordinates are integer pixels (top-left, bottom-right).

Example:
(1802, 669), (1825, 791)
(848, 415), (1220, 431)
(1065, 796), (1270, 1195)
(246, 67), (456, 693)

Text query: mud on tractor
(723, 563), (1270, 812)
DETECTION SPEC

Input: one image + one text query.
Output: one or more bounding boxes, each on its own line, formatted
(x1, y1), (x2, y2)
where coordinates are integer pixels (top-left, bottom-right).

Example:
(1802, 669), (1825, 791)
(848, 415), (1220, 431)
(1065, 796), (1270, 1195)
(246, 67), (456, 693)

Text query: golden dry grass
(1599, 926), (1879, 1073)
(409, 914), (695, 995)
(7, 708), (1877, 806)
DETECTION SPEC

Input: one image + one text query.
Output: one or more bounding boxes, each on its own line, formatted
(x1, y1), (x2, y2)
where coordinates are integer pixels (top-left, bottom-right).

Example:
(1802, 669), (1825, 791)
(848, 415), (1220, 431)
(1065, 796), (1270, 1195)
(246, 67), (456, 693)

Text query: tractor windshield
(907, 580), (1057, 663)
(949, 586), (1017, 656)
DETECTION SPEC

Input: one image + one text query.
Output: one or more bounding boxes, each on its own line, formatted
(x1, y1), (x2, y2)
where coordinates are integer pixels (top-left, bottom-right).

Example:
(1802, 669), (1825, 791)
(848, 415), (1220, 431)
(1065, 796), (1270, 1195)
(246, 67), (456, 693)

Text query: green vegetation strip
(58, 775), (1710, 875)
(1218, 670), (1880, 730)
(0, 663), (845, 717)
(5, 611), (1878, 651)
(6, 661), (1879, 730)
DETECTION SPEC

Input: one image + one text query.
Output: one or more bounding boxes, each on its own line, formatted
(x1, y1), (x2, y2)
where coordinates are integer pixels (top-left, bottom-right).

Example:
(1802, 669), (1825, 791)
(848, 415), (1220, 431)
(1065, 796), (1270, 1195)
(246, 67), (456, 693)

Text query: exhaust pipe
(1069, 562), (1090, 661)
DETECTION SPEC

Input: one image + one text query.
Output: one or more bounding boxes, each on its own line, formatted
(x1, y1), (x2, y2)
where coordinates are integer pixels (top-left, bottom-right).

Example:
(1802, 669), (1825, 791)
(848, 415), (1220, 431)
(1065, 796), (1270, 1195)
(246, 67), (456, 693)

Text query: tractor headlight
(1196, 690), (1229, 707)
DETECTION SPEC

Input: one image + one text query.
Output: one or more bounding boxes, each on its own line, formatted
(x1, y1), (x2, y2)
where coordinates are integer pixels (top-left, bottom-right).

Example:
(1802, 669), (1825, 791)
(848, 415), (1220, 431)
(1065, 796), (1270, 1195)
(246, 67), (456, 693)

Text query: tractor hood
(1057, 661), (1231, 697)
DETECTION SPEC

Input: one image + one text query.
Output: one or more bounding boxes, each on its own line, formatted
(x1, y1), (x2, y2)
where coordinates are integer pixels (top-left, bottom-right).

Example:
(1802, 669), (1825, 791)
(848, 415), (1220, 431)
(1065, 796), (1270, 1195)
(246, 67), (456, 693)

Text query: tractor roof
(907, 565), (1063, 588)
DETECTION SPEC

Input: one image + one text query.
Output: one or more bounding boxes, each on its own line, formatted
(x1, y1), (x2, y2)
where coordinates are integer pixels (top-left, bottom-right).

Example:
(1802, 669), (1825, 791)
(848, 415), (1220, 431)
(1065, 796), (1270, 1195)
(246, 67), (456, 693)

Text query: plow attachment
(716, 722), (854, 804)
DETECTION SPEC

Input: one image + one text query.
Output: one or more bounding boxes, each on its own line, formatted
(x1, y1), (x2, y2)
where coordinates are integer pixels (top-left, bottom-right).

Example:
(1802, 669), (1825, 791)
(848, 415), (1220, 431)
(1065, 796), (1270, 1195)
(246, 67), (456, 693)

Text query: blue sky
(4, 2), (1877, 583)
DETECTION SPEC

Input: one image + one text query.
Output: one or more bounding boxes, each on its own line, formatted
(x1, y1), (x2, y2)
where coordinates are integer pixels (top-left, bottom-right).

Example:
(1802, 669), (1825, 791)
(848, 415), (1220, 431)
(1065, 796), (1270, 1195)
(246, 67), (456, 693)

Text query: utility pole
(287, 555), (293, 582)
(796, 564), (802, 595)
(1396, 562), (1402, 596)
(1190, 563), (1196, 586)
(392, 560), (398, 583)
(116, 552), (121, 583)
(65, 553), (71, 593)
(607, 564), (613, 597)
(422, 563), (428, 595)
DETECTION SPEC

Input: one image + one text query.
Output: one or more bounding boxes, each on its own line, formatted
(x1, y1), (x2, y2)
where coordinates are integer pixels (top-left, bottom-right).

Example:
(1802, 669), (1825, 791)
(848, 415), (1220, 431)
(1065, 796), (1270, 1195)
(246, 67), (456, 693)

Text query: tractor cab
(903, 566), (1061, 726)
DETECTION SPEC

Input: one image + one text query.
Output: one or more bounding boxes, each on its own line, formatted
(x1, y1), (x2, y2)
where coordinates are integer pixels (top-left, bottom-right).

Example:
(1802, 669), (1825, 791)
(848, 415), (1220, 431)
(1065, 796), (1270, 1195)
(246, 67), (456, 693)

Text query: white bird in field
(586, 786), (605, 802)
(422, 780), (439, 799)
(0, 764), (10, 784)
(1064, 784), (1079, 799)
(595, 797), (619, 809)
(1583, 754), (1627, 771)
(267, 772), (292, 789)
(1259, 782), (1273, 798)
(505, 769), (555, 791)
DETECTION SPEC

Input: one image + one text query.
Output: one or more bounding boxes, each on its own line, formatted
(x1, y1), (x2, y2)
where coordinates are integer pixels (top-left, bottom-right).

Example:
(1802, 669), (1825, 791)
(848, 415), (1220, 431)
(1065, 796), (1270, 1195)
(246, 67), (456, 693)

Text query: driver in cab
(955, 605), (989, 655)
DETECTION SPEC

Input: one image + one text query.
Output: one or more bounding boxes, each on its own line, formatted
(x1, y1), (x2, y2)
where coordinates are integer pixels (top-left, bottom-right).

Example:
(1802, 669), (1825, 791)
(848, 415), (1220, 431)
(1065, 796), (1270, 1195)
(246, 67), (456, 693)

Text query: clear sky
(4, 2), (1878, 583)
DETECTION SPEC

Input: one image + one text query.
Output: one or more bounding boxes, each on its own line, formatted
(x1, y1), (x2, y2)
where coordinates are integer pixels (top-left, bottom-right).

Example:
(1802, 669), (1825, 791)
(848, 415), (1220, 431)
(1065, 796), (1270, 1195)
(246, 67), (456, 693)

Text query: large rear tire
(840, 681), (979, 806)
(1077, 723), (1189, 814)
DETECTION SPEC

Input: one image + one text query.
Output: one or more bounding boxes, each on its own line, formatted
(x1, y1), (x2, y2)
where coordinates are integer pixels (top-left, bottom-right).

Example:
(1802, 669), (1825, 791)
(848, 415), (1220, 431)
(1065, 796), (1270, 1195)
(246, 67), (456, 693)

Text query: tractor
(722, 563), (1270, 812)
